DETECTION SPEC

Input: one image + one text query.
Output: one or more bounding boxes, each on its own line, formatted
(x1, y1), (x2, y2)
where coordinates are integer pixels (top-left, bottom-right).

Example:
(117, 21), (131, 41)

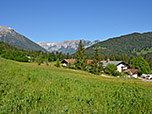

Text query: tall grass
(0, 57), (152, 113)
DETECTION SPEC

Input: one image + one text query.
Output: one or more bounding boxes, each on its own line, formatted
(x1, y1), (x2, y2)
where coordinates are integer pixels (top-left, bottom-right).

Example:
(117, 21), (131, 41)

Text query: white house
(125, 69), (139, 78)
(101, 60), (128, 72)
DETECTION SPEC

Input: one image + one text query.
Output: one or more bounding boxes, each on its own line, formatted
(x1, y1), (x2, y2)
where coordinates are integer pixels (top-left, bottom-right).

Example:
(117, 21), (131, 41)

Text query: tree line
(1, 41), (151, 75)
(57, 40), (151, 76)
(0, 42), (72, 64)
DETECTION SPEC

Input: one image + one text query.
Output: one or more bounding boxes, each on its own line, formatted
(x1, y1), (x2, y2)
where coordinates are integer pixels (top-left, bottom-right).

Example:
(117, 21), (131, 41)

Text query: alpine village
(0, 25), (152, 113)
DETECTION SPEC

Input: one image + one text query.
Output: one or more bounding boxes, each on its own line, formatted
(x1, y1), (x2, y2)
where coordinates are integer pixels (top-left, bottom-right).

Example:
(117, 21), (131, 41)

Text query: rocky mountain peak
(0, 26), (16, 37)
(0, 25), (46, 52)
(37, 40), (100, 54)
(0, 26), (13, 32)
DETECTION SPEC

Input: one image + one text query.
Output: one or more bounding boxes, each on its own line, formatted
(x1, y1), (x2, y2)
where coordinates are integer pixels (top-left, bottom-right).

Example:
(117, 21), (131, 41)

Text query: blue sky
(0, 0), (152, 43)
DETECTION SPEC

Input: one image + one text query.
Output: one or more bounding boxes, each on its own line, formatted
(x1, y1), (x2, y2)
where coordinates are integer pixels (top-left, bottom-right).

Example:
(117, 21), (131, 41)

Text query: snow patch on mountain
(38, 40), (100, 54)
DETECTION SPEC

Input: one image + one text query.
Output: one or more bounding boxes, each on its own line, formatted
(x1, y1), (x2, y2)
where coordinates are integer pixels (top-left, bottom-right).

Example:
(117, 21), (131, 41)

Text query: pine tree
(74, 40), (87, 70)
(93, 48), (100, 71)
(110, 54), (116, 61)
(89, 48), (103, 74)
(44, 52), (49, 66)
(55, 58), (60, 67)
(59, 51), (63, 60)
(121, 54), (129, 63)
(148, 57), (152, 69)
(67, 62), (71, 69)
(36, 51), (44, 65)
(129, 55), (135, 64)
(66, 52), (70, 59)
(94, 48), (100, 61)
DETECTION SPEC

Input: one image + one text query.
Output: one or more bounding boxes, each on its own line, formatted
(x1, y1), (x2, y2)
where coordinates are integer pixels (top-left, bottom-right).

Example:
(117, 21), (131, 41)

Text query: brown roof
(128, 69), (138, 74)
(61, 59), (75, 63)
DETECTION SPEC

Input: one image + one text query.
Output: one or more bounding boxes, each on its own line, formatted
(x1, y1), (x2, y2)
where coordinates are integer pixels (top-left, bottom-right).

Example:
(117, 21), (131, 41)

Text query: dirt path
(100, 75), (152, 82)
(138, 77), (152, 82)
(100, 74), (116, 78)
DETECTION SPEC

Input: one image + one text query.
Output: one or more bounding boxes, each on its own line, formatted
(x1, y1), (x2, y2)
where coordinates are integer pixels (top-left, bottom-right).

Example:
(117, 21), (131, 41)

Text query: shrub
(113, 70), (121, 76)
(105, 63), (117, 75)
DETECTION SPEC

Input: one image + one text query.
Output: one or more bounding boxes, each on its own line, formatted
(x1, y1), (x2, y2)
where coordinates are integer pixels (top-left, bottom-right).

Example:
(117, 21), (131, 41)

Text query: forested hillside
(86, 32), (152, 56)
(0, 41), (72, 63)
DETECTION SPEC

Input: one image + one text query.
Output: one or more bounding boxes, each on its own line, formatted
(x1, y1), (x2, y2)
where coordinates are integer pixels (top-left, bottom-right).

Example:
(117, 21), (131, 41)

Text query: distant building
(61, 59), (75, 67)
(125, 68), (139, 78)
(100, 59), (128, 72)
(87, 60), (94, 65)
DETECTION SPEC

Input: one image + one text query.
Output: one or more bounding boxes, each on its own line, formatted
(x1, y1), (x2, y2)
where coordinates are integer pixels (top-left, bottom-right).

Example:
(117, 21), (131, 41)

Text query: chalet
(61, 59), (75, 67)
(100, 59), (128, 72)
(125, 69), (139, 78)
(61, 59), (94, 67)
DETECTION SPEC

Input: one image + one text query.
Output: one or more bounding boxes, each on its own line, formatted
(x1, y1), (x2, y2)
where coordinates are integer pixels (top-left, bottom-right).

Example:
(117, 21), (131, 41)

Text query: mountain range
(1, 25), (152, 57)
(0, 25), (46, 52)
(37, 40), (100, 54)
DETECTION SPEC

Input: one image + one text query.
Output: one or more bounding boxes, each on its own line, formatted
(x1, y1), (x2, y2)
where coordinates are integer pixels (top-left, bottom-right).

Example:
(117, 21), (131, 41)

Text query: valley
(1, 25), (152, 113)
(1, 0), (152, 113)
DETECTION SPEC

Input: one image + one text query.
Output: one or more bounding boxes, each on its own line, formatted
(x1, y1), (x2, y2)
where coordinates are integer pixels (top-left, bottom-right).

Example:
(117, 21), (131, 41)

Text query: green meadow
(0, 57), (152, 114)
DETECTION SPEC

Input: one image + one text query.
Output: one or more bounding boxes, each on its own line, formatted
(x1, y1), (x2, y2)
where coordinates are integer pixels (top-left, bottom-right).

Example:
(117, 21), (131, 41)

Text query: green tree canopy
(130, 56), (150, 74)
(105, 63), (117, 76)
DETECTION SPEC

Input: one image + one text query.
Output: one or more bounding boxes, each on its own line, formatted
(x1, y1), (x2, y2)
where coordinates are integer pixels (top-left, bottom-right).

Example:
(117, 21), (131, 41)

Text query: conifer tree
(55, 58), (60, 67)
(44, 52), (49, 66)
(110, 54), (116, 61)
(129, 55), (135, 64)
(36, 51), (44, 65)
(59, 51), (63, 60)
(67, 62), (71, 69)
(74, 40), (87, 70)
(94, 48), (100, 61)
(66, 52), (70, 59)
(148, 57), (152, 69)
(89, 48), (103, 74)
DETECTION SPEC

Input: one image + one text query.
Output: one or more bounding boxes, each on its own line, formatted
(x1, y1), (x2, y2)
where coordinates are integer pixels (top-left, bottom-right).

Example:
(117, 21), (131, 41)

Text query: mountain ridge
(38, 40), (100, 54)
(0, 25), (46, 52)
(85, 32), (152, 56)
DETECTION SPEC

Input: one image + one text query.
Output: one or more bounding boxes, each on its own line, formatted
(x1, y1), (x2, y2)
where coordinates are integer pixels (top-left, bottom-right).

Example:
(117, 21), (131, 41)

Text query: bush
(125, 71), (131, 75)
(138, 70), (142, 76)
(35, 56), (44, 65)
(113, 70), (121, 76)
(105, 63), (117, 75)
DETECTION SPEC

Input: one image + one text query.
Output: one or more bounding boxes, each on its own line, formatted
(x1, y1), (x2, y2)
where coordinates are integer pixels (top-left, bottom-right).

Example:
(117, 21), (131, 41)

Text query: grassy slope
(0, 57), (152, 114)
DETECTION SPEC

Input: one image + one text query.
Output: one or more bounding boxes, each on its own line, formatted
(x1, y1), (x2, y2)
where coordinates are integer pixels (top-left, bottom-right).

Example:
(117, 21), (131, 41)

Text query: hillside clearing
(0, 57), (152, 113)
